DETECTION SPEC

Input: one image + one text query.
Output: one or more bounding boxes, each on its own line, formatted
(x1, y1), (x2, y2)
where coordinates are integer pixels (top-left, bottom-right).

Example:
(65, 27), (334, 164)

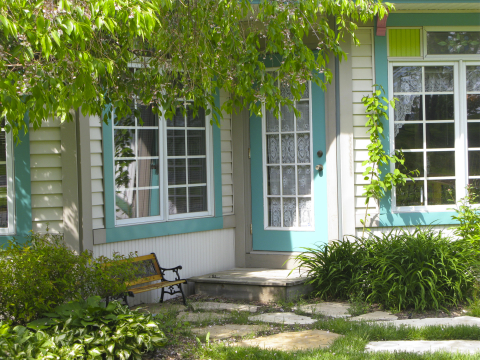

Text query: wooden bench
(106, 253), (187, 306)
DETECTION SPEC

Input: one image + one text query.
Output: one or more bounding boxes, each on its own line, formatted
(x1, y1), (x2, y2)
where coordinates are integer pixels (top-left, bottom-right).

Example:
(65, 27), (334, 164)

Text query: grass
(146, 297), (480, 360)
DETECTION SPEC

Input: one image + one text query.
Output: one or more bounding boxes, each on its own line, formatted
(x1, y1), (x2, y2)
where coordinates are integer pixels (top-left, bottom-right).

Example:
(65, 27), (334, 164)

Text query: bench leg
(178, 284), (187, 306)
(106, 296), (109, 306)
(160, 287), (165, 303)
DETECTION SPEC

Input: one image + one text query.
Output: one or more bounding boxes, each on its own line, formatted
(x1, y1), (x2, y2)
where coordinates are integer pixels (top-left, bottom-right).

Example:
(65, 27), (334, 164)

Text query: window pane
(281, 134), (295, 164)
(115, 160), (136, 188)
(427, 32), (480, 55)
(266, 109), (279, 132)
(168, 159), (186, 185)
(269, 198), (282, 227)
(298, 198), (312, 227)
(297, 166), (311, 195)
(468, 123), (480, 148)
(169, 187), (187, 214)
(395, 95), (422, 121)
(114, 102), (135, 126)
(427, 180), (455, 205)
(189, 186), (207, 212)
(187, 130), (206, 156)
(296, 133), (310, 163)
(137, 129), (158, 157)
(425, 95), (454, 120)
(138, 189), (160, 217)
(469, 151), (480, 176)
(426, 123), (455, 149)
(467, 66), (480, 92)
(397, 152), (424, 177)
(468, 179), (480, 204)
(0, 185), (7, 228)
(114, 129), (135, 158)
(116, 189), (136, 219)
(267, 166), (281, 195)
(281, 104), (294, 132)
(188, 158), (206, 184)
(396, 180), (424, 206)
(187, 107), (205, 127)
(426, 151), (455, 177)
(138, 159), (158, 187)
(282, 166), (296, 195)
(296, 102), (310, 131)
(267, 135), (280, 164)
(167, 108), (185, 127)
(425, 66), (454, 92)
(467, 95), (480, 120)
(394, 123), (423, 149)
(393, 66), (422, 93)
(283, 198), (297, 227)
(138, 104), (158, 126)
(167, 130), (185, 156)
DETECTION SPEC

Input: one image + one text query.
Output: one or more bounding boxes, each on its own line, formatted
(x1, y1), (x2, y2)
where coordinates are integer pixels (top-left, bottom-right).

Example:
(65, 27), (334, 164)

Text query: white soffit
(393, 3), (480, 11)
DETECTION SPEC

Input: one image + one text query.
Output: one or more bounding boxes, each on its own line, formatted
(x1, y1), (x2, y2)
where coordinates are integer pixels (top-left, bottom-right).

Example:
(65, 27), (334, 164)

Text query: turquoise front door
(250, 80), (328, 251)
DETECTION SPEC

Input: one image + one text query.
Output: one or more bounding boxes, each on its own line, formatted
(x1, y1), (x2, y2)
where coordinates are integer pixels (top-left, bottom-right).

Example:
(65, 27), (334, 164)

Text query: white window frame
(112, 103), (214, 227)
(424, 27), (480, 60)
(261, 71), (315, 231)
(389, 60), (480, 213)
(0, 128), (15, 235)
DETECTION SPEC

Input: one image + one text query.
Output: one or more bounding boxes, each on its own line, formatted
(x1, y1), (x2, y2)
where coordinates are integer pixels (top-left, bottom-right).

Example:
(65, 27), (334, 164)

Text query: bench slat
(129, 279), (187, 294)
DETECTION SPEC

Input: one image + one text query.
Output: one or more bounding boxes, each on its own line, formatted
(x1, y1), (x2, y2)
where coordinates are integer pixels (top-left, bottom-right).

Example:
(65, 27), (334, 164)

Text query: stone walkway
(152, 300), (480, 354)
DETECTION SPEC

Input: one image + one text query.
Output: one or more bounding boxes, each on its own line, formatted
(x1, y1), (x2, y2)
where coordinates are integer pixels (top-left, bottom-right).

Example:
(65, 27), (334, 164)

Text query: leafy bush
(293, 239), (368, 300)
(0, 231), (139, 325)
(295, 227), (480, 311)
(0, 297), (166, 359)
(450, 185), (480, 243)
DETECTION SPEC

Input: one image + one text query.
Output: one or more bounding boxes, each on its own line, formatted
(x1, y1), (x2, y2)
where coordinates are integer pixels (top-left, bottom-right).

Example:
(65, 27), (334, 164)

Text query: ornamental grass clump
(295, 227), (480, 311)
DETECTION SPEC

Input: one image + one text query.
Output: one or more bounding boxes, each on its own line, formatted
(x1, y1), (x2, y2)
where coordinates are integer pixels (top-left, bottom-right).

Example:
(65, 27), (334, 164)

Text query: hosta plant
(0, 297), (167, 360)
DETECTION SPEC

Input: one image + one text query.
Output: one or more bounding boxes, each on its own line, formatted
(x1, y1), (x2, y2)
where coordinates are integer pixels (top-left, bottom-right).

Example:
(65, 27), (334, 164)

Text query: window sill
(101, 215), (224, 243)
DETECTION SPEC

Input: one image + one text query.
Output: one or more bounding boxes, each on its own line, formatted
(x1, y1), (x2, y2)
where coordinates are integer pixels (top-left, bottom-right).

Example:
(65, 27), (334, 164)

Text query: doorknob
(315, 164), (323, 171)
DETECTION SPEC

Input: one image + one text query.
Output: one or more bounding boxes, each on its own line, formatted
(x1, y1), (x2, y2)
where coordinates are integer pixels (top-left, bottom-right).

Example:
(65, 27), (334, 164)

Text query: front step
(188, 268), (312, 302)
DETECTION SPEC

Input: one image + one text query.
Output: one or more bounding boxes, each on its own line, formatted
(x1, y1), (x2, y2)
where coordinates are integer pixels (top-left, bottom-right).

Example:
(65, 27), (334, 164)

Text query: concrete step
(188, 268), (312, 302)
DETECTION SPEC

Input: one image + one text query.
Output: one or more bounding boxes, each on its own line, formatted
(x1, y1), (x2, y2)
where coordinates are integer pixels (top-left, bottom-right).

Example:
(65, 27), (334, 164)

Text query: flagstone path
(146, 300), (480, 354)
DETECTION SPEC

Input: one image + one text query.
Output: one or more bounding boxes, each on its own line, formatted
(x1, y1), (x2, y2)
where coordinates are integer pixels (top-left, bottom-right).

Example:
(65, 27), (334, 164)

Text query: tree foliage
(0, 0), (390, 139)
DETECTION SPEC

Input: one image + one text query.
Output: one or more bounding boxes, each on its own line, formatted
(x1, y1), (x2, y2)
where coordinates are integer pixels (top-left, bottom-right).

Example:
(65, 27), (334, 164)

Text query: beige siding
(220, 89), (234, 215)
(30, 119), (64, 233)
(90, 116), (105, 229)
(351, 28), (376, 227)
(93, 228), (235, 304)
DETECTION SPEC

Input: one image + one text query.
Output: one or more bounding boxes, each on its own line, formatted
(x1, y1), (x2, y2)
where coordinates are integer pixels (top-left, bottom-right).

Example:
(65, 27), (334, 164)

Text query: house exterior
(0, 0), (479, 303)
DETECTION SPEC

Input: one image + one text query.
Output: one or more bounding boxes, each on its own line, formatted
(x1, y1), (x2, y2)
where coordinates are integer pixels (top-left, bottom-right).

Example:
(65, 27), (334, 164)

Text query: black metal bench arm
(160, 266), (184, 282)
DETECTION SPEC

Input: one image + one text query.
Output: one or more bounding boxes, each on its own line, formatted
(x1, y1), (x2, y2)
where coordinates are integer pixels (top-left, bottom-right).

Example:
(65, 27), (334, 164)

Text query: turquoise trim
(102, 93), (223, 243)
(250, 82), (328, 251)
(388, 13), (480, 27)
(0, 117), (32, 246)
(374, 13), (475, 228)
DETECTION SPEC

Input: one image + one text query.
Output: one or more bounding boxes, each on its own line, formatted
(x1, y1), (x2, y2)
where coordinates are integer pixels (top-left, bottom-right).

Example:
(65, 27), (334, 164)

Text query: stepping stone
(236, 330), (342, 351)
(350, 311), (398, 321)
(296, 302), (351, 318)
(249, 312), (316, 325)
(388, 316), (480, 329)
(133, 303), (186, 315)
(191, 302), (258, 313)
(191, 324), (263, 340)
(177, 311), (229, 322)
(366, 340), (480, 354)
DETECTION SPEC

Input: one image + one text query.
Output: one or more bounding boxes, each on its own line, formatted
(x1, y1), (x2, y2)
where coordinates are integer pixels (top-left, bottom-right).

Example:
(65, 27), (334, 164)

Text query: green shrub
(0, 231), (139, 325)
(295, 227), (480, 311)
(293, 238), (368, 300)
(0, 297), (166, 359)
(362, 228), (479, 311)
(450, 185), (480, 243)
